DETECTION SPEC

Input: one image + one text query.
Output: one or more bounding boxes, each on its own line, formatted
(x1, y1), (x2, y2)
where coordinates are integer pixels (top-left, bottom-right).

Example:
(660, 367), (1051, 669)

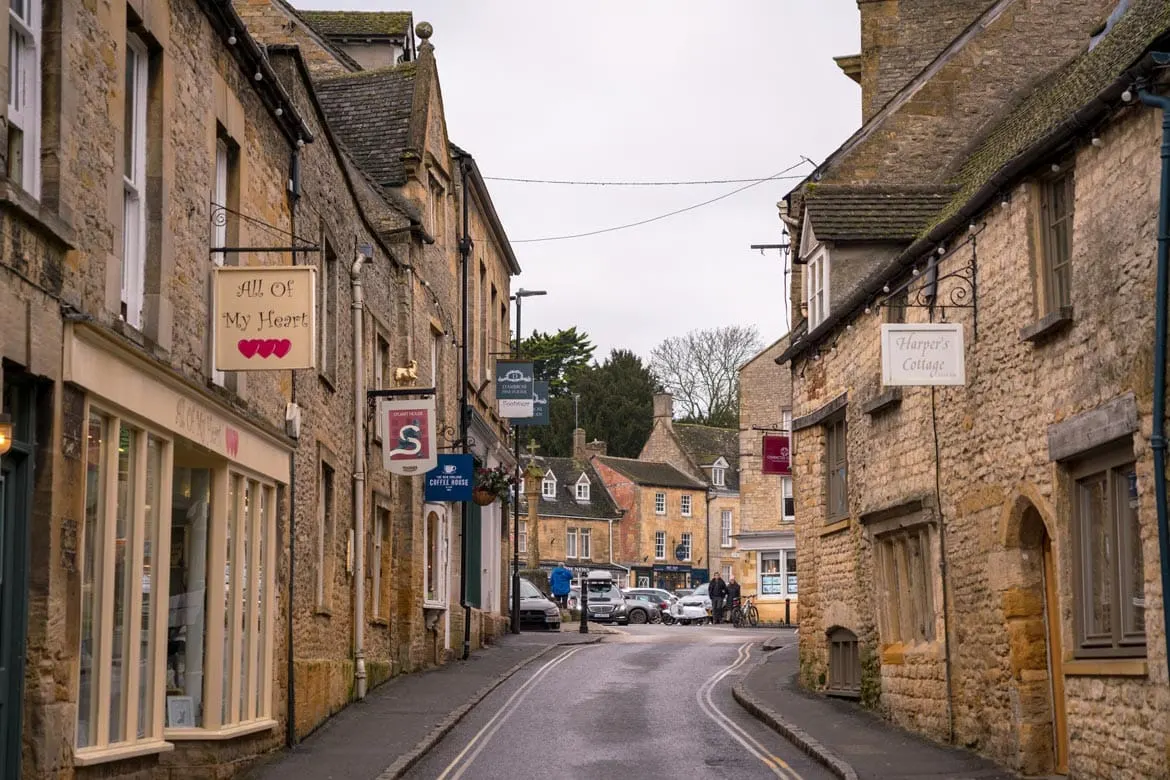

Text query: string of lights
(483, 173), (810, 186)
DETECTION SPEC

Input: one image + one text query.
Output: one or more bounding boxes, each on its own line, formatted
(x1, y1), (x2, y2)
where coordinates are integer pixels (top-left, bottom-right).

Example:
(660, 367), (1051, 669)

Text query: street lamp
(510, 288), (547, 634)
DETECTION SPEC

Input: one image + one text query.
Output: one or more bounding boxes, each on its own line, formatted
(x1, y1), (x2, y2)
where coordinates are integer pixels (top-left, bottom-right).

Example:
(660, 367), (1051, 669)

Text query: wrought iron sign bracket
(366, 387), (437, 413)
(209, 202), (321, 256)
(877, 225), (982, 339)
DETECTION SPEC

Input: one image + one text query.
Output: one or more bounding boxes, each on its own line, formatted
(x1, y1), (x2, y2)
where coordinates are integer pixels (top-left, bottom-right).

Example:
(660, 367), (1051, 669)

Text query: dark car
(512, 577), (562, 631)
(583, 571), (631, 624)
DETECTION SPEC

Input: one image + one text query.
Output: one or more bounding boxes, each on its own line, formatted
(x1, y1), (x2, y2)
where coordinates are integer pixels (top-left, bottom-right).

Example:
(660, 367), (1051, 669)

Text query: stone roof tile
(519, 457), (622, 520)
(595, 456), (707, 490)
(299, 10), (412, 38)
(315, 64), (416, 188)
(805, 186), (955, 242)
(673, 424), (740, 492)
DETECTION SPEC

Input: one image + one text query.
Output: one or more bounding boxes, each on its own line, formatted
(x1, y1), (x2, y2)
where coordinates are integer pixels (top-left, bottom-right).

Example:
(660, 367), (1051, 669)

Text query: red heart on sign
(238, 339), (259, 358)
(274, 339), (292, 358)
(256, 339), (277, 358)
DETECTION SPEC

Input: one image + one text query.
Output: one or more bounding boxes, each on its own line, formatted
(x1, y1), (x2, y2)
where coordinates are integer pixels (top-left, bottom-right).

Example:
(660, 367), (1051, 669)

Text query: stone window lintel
(793, 392), (847, 432)
(862, 387), (902, 417)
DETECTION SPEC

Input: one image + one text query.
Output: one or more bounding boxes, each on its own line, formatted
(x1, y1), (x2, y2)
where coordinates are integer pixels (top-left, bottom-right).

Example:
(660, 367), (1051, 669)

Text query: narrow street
(404, 626), (833, 780)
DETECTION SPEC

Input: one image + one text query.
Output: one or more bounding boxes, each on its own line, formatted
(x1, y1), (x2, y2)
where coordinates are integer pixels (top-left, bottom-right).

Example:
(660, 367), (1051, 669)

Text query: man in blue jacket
(550, 562), (572, 608)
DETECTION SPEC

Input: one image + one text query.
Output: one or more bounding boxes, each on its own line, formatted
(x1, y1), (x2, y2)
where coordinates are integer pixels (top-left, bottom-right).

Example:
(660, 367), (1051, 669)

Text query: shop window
(654, 530), (665, 560)
(785, 549), (798, 595)
(566, 528), (578, 559)
(654, 492), (666, 515)
(681, 494), (692, 517)
(680, 532), (692, 561)
(874, 525), (935, 644)
(424, 506), (447, 606)
(580, 528), (591, 559)
(721, 510), (732, 547)
(166, 467), (211, 729)
(760, 551), (782, 596)
(7, 0), (41, 196)
(1070, 447), (1144, 658)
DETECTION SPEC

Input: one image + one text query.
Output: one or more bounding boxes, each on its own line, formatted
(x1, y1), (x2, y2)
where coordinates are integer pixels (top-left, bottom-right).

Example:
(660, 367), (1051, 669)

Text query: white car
(671, 582), (712, 624)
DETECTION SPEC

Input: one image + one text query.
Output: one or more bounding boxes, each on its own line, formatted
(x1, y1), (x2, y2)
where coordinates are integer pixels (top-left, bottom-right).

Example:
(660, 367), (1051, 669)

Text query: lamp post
(510, 288), (546, 634)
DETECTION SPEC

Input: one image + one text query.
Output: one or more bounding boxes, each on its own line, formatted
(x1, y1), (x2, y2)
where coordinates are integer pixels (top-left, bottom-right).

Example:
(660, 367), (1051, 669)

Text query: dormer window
(575, 473), (590, 501)
(541, 470), (556, 499)
(805, 246), (829, 328)
(711, 456), (729, 488)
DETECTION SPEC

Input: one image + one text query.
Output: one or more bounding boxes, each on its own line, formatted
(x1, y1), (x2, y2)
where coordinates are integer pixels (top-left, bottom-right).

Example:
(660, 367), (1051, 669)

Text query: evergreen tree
(518, 327), (594, 397)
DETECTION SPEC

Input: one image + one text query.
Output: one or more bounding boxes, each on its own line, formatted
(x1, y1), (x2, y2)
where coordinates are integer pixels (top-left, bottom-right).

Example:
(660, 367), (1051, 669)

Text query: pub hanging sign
(213, 266), (317, 371)
(381, 397), (438, 476)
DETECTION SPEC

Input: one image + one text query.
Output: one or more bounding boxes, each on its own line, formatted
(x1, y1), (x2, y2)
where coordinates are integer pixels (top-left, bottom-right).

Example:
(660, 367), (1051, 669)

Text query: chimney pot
(653, 393), (674, 422)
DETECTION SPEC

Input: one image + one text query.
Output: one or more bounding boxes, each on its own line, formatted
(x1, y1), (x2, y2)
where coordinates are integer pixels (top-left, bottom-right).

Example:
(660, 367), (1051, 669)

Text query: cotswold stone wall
(791, 102), (1170, 777)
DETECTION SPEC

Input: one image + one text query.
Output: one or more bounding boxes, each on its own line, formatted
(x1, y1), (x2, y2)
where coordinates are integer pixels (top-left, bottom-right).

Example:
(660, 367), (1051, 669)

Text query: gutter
(777, 51), (1163, 366)
(1138, 65), (1170, 686)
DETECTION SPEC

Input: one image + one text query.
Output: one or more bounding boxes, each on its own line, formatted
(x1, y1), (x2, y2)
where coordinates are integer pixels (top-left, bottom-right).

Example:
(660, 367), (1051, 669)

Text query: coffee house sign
(880, 323), (966, 386)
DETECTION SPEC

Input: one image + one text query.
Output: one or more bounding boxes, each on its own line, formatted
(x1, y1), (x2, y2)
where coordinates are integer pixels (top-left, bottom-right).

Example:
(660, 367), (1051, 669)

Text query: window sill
(862, 388), (902, 417)
(423, 601), (448, 611)
(720, 545), (733, 549)
(165, 719), (277, 741)
(0, 179), (77, 249)
(1063, 658), (1147, 677)
(370, 617), (389, 627)
(314, 606), (332, 618)
(73, 739), (174, 766)
(1019, 306), (1073, 343)
(820, 518), (851, 537)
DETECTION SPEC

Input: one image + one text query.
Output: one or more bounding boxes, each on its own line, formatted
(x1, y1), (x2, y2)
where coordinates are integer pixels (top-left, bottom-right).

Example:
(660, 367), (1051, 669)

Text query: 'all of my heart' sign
(213, 265), (318, 371)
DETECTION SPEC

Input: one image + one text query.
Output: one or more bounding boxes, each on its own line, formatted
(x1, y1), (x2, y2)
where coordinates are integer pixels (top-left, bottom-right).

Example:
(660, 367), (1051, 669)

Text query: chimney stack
(653, 393), (674, 428)
(585, 439), (607, 458)
(572, 428), (587, 460)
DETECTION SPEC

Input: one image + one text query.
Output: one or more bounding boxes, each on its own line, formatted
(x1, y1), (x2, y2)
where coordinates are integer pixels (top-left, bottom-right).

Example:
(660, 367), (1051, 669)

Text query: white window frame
(784, 549), (798, 596)
(782, 476), (795, 523)
(681, 494), (692, 517)
(712, 467), (726, 487)
(805, 247), (829, 329)
(319, 243), (339, 381)
(681, 532), (692, 562)
(7, 0), (41, 196)
(431, 331), (441, 386)
(121, 34), (149, 329)
(575, 473), (590, 501)
(566, 527), (578, 559)
(722, 564), (732, 581)
(541, 471), (556, 499)
(580, 528), (591, 559)
(654, 492), (666, 515)
(423, 504), (449, 608)
(782, 409), (793, 432)
(721, 510), (732, 547)
(518, 520), (527, 554)
(210, 139), (229, 386)
(654, 530), (666, 560)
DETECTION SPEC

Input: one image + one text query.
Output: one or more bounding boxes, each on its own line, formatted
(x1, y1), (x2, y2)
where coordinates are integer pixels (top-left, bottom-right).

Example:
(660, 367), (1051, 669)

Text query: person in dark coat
(708, 573), (729, 624)
(726, 576), (742, 618)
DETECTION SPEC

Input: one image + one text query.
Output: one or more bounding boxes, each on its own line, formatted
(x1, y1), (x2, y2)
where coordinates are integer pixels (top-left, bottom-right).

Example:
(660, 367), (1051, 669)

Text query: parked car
(622, 591), (666, 623)
(583, 570), (632, 625)
(671, 582), (712, 624)
(674, 588), (695, 599)
(512, 577), (562, 631)
(625, 588), (676, 620)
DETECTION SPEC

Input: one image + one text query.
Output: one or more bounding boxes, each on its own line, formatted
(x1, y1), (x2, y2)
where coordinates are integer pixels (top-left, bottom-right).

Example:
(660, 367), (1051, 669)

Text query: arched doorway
(1005, 503), (1068, 775)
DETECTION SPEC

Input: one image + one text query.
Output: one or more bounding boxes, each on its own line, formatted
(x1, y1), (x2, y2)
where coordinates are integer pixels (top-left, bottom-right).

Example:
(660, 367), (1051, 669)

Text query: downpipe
(351, 247), (369, 700)
(1139, 79), (1170, 685)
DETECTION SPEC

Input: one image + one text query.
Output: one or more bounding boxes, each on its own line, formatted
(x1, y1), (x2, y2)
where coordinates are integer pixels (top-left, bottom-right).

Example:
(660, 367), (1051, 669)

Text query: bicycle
(731, 594), (760, 628)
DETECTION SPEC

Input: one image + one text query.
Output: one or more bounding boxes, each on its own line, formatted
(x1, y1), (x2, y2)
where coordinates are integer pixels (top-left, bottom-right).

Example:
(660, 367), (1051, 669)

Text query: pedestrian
(726, 575), (741, 620)
(550, 562), (572, 609)
(709, 573), (728, 624)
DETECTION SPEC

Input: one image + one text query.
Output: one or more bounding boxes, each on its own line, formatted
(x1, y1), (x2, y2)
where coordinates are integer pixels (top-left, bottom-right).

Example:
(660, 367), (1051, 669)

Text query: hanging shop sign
(880, 323), (966, 386)
(213, 266), (317, 371)
(495, 360), (534, 418)
(425, 454), (474, 502)
(381, 397), (437, 475)
(516, 380), (550, 426)
(761, 434), (791, 475)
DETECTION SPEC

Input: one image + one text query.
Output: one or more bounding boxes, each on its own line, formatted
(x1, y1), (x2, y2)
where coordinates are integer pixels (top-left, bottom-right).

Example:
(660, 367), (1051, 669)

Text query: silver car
(583, 571), (631, 624)
(513, 577), (562, 631)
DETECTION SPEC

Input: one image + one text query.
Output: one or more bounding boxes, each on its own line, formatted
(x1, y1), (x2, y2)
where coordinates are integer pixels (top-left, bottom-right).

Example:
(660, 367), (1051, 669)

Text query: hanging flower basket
(472, 465), (516, 506)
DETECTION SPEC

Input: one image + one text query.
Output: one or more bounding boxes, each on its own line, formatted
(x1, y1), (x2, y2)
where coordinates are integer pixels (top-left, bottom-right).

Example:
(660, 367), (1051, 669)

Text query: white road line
(436, 646), (585, 780)
(696, 642), (802, 780)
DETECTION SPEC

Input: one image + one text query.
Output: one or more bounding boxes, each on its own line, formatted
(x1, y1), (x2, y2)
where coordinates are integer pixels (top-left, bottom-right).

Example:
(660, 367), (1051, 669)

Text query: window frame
(6, 0), (41, 196)
(541, 472), (556, 499)
(575, 473), (590, 501)
(423, 504), (449, 608)
(316, 460), (336, 611)
(825, 414), (849, 523)
(781, 476), (795, 523)
(873, 524), (935, 646)
(680, 494), (692, 517)
(120, 33), (149, 329)
(805, 247), (829, 329)
(654, 492), (666, 515)
(1038, 165), (1075, 315)
(680, 532), (692, 562)
(518, 519), (527, 554)
(371, 503), (390, 622)
(566, 527), (578, 559)
(654, 530), (666, 560)
(711, 466), (726, 487)
(1069, 446), (1144, 658)
(319, 239), (339, 384)
(580, 528), (591, 559)
(721, 509), (732, 547)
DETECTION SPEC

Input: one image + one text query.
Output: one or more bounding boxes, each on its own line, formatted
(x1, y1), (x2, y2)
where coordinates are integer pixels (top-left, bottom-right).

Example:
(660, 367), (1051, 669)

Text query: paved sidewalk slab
(735, 644), (1018, 780)
(245, 630), (603, 780)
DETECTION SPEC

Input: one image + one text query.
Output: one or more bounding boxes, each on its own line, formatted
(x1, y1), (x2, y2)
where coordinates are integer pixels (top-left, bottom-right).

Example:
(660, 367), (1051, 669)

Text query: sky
(292, 1), (862, 360)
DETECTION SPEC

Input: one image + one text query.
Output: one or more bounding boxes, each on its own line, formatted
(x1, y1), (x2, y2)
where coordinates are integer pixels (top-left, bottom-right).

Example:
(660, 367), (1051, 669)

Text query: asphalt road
(404, 623), (834, 780)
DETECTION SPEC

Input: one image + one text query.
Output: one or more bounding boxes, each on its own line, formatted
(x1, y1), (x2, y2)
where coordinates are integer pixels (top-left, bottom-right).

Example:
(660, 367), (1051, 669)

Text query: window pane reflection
(167, 467), (211, 728)
(109, 424), (138, 744)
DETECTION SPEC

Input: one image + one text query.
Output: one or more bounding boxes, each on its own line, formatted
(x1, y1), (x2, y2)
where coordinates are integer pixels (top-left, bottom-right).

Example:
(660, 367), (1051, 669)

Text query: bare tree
(649, 325), (762, 427)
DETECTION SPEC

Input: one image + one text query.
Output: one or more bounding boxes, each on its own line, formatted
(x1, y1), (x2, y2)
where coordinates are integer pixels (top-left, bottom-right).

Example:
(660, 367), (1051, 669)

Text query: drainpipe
(286, 147), (302, 747)
(351, 245), (369, 700)
(457, 155), (473, 661)
(1138, 79), (1170, 684)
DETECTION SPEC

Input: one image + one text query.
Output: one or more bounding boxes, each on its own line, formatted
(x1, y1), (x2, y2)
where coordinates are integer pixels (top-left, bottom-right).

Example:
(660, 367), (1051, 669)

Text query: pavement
(735, 637), (1019, 780)
(243, 624), (616, 780)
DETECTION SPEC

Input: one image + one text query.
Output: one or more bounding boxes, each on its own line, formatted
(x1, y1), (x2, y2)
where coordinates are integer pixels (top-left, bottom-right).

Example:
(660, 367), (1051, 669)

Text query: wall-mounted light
(1091, 136), (1104, 148)
(0, 413), (12, 455)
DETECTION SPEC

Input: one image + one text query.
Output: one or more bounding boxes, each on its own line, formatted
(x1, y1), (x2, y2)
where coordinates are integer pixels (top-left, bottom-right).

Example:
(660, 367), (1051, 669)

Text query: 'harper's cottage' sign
(880, 323), (966, 386)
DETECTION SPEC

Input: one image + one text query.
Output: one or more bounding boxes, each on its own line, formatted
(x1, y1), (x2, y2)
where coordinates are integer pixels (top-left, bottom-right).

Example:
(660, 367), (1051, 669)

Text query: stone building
(737, 337), (797, 624)
(639, 393), (740, 587)
(592, 455), (709, 591)
(779, 0), (1170, 777)
(516, 431), (625, 582)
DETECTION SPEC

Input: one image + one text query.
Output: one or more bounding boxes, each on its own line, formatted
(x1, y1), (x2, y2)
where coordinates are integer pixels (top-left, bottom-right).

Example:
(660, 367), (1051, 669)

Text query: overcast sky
(293, 1), (862, 361)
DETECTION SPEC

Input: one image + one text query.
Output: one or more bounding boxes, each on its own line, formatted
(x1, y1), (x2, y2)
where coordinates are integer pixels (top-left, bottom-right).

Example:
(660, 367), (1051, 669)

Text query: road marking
(696, 642), (802, 779)
(435, 646), (585, 780)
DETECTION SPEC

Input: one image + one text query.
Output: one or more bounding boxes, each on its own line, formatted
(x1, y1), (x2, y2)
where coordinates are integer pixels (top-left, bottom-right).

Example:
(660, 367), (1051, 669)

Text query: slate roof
(930, 0), (1170, 231)
(673, 424), (740, 492)
(595, 456), (707, 490)
(519, 457), (622, 520)
(299, 10), (412, 39)
(315, 65), (417, 188)
(804, 186), (954, 242)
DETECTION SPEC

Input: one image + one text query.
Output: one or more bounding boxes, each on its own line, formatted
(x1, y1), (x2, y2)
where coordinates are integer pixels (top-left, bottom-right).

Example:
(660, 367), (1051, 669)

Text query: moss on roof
(928, 0), (1170, 233)
(805, 186), (955, 242)
(300, 10), (412, 38)
(315, 64), (417, 187)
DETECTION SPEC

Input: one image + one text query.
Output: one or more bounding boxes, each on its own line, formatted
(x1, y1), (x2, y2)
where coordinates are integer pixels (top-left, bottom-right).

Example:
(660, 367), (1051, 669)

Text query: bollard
(785, 598), (791, 626)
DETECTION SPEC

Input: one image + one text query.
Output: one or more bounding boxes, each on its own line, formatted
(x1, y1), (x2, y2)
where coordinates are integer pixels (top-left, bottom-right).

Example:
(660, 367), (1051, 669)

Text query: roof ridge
(316, 62), (417, 84)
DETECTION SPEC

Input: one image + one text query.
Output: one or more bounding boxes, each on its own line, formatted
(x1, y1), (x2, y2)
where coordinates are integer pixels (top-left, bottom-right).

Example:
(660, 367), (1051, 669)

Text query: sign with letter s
(381, 397), (437, 476)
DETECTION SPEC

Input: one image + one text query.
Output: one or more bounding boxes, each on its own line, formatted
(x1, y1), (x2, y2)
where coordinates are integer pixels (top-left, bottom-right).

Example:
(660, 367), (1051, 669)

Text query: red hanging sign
(762, 434), (791, 475)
